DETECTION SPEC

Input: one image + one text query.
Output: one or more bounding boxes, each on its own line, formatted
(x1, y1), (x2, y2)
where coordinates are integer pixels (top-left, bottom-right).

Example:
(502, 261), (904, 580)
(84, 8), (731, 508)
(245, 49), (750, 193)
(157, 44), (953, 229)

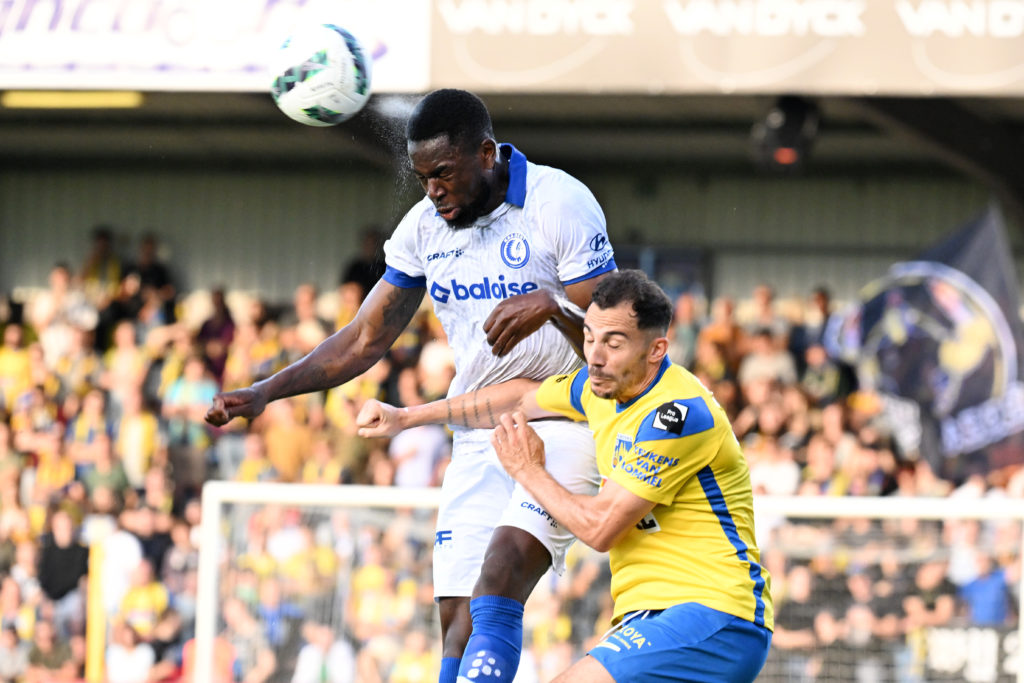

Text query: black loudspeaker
(750, 96), (819, 172)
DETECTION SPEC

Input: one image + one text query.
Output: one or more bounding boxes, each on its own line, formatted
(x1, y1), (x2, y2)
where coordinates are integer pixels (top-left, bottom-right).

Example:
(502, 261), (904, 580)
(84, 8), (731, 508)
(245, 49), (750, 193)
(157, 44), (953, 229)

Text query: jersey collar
(501, 143), (527, 207)
(616, 356), (672, 413)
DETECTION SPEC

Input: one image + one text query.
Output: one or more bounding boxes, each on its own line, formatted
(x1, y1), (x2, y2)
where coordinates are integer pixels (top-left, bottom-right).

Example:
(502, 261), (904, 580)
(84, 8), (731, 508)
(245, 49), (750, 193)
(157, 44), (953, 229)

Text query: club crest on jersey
(653, 401), (688, 434)
(613, 434), (632, 468)
(500, 232), (531, 269)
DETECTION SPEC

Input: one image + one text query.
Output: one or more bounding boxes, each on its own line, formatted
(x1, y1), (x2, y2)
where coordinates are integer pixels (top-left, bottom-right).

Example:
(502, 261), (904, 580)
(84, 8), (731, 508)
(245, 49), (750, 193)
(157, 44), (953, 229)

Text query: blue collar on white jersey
(501, 143), (527, 207)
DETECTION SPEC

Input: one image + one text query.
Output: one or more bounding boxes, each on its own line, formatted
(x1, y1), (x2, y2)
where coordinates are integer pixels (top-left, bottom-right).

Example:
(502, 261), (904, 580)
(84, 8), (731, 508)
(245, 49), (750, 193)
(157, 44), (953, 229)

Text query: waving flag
(827, 206), (1024, 477)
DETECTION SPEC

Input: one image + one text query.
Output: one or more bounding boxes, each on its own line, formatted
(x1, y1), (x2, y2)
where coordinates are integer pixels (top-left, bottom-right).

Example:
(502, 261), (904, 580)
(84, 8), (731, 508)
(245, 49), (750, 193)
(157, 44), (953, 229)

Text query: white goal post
(195, 482), (443, 683)
(195, 483), (1024, 683)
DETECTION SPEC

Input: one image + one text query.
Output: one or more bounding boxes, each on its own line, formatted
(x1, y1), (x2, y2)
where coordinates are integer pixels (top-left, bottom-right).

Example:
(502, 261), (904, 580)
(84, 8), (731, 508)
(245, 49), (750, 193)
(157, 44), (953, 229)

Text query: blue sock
(457, 595), (525, 682)
(439, 656), (461, 683)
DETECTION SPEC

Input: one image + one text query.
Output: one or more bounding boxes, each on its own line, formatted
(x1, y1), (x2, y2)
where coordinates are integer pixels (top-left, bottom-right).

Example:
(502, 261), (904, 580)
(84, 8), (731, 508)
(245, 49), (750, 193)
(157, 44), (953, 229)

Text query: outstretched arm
(356, 377), (559, 438)
(206, 281), (424, 426)
(492, 412), (655, 552)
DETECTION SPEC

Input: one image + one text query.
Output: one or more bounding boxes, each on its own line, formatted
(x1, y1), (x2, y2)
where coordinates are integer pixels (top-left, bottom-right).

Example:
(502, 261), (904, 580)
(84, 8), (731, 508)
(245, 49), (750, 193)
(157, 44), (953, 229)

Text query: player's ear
(648, 336), (669, 365)
(479, 138), (498, 169)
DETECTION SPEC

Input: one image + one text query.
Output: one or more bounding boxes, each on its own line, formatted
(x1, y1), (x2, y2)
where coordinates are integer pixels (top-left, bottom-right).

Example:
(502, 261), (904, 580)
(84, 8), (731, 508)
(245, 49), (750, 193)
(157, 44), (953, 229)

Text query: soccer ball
(270, 24), (373, 127)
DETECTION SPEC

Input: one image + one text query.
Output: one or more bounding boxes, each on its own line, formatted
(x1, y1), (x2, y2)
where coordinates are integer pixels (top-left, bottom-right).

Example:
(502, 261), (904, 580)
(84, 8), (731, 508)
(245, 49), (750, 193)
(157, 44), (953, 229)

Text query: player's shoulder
(396, 196), (439, 229)
(635, 396), (717, 443)
(634, 367), (719, 442)
(524, 160), (598, 207)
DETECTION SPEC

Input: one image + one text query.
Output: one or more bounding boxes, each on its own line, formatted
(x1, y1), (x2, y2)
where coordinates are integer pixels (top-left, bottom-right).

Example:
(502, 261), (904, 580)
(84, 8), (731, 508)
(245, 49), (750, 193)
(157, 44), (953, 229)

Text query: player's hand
(356, 399), (405, 438)
(491, 411), (546, 478)
(483, 291), (558, 356)
(205, 387), (268, 427)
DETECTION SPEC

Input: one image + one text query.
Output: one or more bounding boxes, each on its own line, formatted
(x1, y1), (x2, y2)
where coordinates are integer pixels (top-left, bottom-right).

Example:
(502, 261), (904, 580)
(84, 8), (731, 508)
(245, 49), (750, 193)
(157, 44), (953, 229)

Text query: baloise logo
(430, 275), (539, 304)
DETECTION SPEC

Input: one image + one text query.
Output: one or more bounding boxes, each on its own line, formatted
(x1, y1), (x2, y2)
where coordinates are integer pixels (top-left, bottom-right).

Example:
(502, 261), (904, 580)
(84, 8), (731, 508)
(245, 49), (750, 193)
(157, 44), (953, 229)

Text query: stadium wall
(0, 166), (1008, 305)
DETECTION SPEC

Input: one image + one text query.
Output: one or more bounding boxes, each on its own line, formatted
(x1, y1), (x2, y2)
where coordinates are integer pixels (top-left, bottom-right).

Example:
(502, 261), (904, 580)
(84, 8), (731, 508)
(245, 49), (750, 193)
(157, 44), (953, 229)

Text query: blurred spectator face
(138, 236), (158, 265)
(0, 577), (21, 612)
(14, 541), (36, 572)
(821, 403), (846, 439)
(243, 433), (266, 461)
(82, 389), (105, 417)
(134, 506), (155, 538)
(751, 330), (774, 354)
(788, 565), (813, 602)
(183, 356), (206, 382)
(258, 578), (281, 608)
(916, 560), (947, 590)
(742, 377), (773, 407)
(113, 321), (135, 348)
(2, 324), (22, 348)
(49, 265), (71, 292)
(674, 293), (696, 322)
(339, 281), (363, 309)
(51, 510), (75, 547)
(846, 604), (874, 646)
(92, 433), (114, 464)
(294, 284), (318, 319)
(805, 343), (828, 368)
(114, 622), (140, 649)
(33, 620), (56, 652)
(757, 401), (786, 436)
(130, 559), (154, 587)
(90, 486), (116, 515)
(813, 610), (841, 646)
(711, 297), (734, 322)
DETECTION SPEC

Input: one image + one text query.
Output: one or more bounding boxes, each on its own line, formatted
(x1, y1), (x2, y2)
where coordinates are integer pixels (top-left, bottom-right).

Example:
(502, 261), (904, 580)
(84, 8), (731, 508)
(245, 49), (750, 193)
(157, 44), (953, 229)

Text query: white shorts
(432, 420), (599, 598)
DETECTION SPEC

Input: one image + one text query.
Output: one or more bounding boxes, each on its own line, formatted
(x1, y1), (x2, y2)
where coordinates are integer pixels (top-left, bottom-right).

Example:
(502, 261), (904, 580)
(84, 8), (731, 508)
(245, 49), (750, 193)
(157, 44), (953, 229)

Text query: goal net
(195, 483), (1024, 683)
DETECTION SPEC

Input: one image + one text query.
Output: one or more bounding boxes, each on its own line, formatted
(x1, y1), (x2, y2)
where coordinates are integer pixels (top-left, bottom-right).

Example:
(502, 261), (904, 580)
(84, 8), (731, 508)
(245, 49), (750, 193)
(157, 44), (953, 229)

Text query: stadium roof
(3, 92), (1024, 217)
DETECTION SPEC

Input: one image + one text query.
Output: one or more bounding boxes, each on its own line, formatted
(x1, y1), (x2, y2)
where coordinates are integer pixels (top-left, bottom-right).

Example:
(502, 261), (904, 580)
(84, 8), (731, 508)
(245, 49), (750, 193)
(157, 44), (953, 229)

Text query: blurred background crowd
(0, 226), (1020, 682)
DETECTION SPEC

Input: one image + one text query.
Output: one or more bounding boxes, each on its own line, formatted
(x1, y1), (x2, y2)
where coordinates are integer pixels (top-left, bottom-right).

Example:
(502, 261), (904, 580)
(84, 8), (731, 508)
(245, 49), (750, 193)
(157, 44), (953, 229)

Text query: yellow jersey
(535, 357), (773, 630)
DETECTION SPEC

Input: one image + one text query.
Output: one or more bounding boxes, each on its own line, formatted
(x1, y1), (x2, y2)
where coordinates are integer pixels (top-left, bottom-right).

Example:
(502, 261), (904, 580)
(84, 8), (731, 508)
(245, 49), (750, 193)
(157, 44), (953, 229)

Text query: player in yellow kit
(358, 269), (772, 682)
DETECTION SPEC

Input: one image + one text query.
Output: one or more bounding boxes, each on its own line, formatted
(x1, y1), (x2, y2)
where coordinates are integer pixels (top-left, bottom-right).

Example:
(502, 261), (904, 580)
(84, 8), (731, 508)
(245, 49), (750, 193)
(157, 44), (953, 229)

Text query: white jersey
(384, 144), (616, 432)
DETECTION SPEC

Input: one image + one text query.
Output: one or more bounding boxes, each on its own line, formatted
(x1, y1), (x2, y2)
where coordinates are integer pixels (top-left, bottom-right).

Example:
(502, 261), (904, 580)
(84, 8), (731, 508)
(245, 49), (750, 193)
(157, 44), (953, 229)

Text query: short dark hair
(406, 89), (494, 152)
(591, 270), (673, 334)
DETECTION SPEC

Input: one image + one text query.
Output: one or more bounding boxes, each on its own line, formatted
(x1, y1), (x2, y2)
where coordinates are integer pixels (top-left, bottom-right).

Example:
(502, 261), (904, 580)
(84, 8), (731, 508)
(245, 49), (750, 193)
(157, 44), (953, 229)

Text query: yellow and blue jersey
(535, 357), (773, 630)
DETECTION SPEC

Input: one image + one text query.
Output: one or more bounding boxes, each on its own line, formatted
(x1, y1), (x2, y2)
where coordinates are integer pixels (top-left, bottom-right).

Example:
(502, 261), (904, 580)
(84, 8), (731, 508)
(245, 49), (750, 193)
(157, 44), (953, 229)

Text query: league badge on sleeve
(653, 402), (688, 434)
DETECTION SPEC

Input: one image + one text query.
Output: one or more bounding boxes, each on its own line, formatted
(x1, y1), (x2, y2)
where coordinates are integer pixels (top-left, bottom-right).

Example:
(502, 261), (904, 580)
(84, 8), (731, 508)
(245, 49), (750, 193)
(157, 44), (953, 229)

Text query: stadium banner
(925, 626), (1017, 682)
(430, 0), (1024, 96)
(827, 205), (1024, 479)
(5, 1), (1024, 95)
(0, 0), (429, 92)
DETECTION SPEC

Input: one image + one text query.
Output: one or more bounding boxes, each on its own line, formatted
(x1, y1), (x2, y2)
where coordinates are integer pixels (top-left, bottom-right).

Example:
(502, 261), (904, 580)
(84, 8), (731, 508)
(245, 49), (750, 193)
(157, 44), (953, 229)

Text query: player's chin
(589, 382), (615, 400)
(442, 209), (475, 228)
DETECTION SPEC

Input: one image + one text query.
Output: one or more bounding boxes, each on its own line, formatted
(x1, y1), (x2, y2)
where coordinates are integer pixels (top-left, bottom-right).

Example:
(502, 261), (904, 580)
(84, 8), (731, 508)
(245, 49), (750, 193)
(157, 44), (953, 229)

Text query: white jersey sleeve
(528, 170), (614, 285)
(382, 199), (431, 285)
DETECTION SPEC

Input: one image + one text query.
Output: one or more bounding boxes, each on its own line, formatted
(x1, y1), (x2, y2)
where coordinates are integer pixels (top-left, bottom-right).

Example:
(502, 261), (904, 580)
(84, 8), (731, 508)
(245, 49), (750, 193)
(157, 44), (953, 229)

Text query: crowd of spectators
(0, 227), (1020, 682)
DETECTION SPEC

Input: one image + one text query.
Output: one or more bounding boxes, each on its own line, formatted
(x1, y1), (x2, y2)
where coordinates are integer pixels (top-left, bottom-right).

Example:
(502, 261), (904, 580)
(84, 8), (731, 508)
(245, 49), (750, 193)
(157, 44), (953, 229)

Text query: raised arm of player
(483, 272), (610, 358)
(355, 377), (557, 438)
(205, 281), (424, 426)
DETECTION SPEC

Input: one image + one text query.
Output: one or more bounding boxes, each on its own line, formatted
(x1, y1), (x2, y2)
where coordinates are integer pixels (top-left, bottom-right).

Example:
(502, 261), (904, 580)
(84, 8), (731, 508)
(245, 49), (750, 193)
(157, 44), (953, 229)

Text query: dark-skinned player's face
(408, 135), (496, 228)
